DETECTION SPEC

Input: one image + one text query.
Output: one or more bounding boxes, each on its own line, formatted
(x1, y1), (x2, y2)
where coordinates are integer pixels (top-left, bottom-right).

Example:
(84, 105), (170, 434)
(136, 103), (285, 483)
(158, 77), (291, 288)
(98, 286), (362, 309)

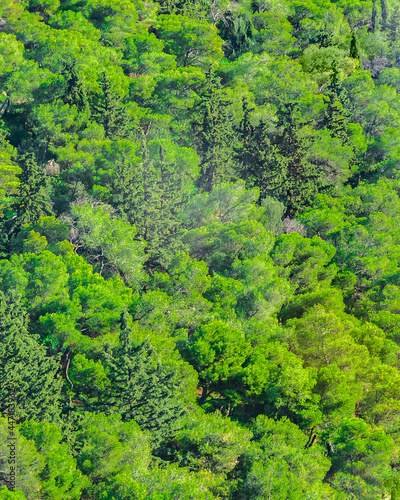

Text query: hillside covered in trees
(1, 0), (400, 498)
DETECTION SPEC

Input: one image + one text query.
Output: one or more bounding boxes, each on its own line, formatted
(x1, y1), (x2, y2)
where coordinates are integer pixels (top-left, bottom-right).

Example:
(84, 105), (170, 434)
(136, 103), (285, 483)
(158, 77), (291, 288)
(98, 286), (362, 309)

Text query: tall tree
(2, 153), (52, 254)
(92, 73), (132, 140)
(108, 137), (199, 271)
(349, 32), (361, 64)
(94, 308), (190, 443)
(266, 103), (323, 216)
(381, 0), (388, 30)
(325, 62), (351, 144)
(14, 153), (52, 226)
(194, 71), (238, 191)
(235, 98), (285, 199)
(388, 5), (400, 43)
(0, 291), (62, 423)
(370, 0), (377, 33)
(61, 61), (89, 113)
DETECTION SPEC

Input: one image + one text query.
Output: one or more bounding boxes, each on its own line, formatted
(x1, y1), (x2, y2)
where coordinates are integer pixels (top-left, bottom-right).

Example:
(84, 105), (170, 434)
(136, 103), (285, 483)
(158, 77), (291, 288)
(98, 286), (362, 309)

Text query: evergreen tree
(114, 137), (198, 271)
(0, 292), (62, 423)
(370, 0), (377, 33)
(96, 308), (188, 442)
(217, 14), (254, 60)
(235, 99), (282, 197)
(15, 153), (52, 226)
(265, 103), (323, 216)
(194, 71), (238, 191)
(349, 32), (361, 65)
(381, 0), (388, 30)
(325, 62), (351, 144)
(388, 5), (400, 43)
(1, 153), (52, 254)
(236, 97), (256, 176)
(61, 61), (89, 113)
(109, 156), (138, 219)
(326, 97), (349, 143)
(92, 73), (132, 140)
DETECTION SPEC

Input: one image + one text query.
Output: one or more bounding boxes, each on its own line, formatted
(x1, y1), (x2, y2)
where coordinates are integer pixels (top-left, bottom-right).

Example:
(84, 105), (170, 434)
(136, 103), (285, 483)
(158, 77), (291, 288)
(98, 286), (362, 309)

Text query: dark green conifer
(15, 153), (52, 226)
(326, 98), (349, 143)
(0, 292), (62, 423)
(236, 98), (257, 181)
(381, 0), (388, 30)
(93, 73), (132, 140)
(61, 61), (89, 113)
(2, 153), (53, 254)
(109, 157), (138, 219)
(194, 71), (238, 191)
(236, 99), (325, 214)
(126, 137), (195, 270)
(325, 62), (351, 144)
(370, 0), (377, 33)
(349, 32), (361, 62)
(236, 98), (279, 196)
(389, 5), (400, 43)
(98, 308), (187, 442)
(267, 103), (322, 216)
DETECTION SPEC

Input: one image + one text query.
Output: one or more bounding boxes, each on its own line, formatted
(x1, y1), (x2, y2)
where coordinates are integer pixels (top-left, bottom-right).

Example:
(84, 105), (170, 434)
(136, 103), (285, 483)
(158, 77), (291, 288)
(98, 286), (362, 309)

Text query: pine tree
(0, 291), (62, 423)
(61, 61), (89, 113)
(97, 308), (188, 443)
(194, 71), (238, 191)
(92, 73), (132, 140)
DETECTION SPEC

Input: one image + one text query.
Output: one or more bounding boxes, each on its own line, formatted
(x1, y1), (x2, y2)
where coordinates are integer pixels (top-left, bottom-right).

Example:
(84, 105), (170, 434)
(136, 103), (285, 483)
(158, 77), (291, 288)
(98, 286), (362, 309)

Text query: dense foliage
(1, 0), (400, 498)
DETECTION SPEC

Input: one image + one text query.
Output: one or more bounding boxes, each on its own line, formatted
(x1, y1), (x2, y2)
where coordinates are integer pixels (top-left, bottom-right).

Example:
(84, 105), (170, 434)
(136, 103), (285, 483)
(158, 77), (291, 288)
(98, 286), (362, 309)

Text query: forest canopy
(1, 0), (400, 498)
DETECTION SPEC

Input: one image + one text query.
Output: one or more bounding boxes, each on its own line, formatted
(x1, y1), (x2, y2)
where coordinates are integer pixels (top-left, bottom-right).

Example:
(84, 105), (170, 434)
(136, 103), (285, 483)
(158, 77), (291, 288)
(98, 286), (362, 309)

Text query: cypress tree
(349, 32), (361, 65)
(92, 73), (132, 140)
(236, 97), (257, 181)
(267, 103), (322, 216)
(236, 98), (280, 196)
(109, 156), (138, 219)
(0, 292), (62, 423)
(381, 0), (388, 30)
(105, 135), (194, 271)
(325, 62), (351, 144)
(61, 61), (89, 113)
(194, 71), (238, 191)
(389, 6), (400, 43)
(15, 153), (52, 225)
(370, 0), (377, 33)
(236, 99), (325, 214)
(2, 152), (52, 253)
(97, 308), (187, 442)
(326, 97), (349, 144)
